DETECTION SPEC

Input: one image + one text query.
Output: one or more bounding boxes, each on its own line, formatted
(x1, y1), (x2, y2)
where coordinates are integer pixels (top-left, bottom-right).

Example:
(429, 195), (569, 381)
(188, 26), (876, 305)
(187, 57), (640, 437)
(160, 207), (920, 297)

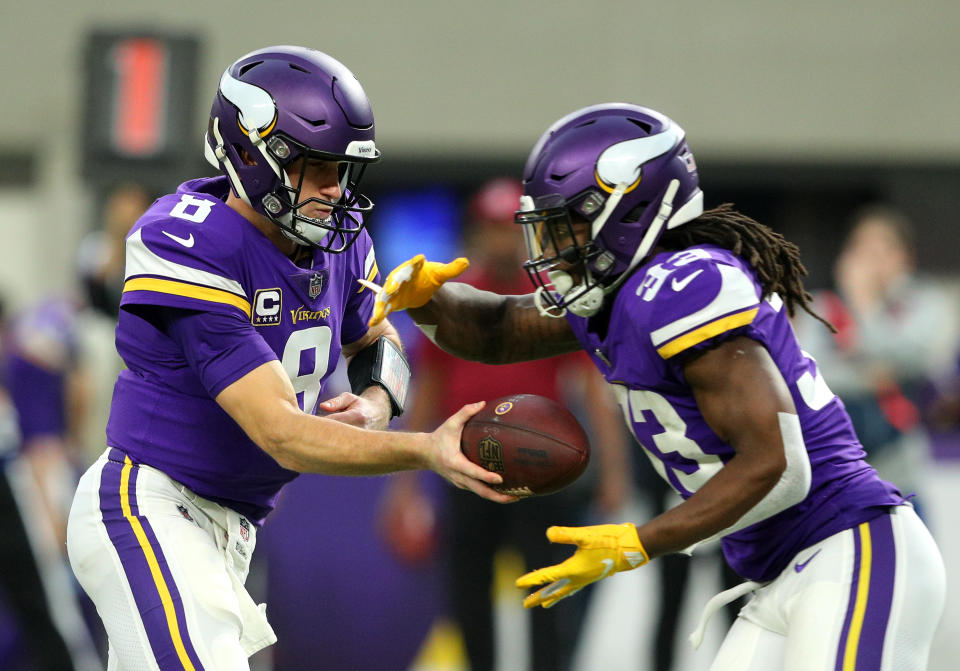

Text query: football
(461, 394), (590, 497)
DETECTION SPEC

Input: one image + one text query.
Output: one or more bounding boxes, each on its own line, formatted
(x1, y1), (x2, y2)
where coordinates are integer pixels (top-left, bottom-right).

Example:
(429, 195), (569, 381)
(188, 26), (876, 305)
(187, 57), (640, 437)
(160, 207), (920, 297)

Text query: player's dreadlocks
(658, 203), (836, 332)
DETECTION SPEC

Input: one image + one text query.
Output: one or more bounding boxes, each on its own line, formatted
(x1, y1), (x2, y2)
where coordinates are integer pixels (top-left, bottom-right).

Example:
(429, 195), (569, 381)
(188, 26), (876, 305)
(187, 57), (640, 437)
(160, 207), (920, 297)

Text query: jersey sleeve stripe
(363, 246), (376, 276)
(357, 262), (379, 294)
(650, 264), (759, 347)
(126, 228), (246, 297)
(656, 307), (759, 359)
(123, 277), (252, 318)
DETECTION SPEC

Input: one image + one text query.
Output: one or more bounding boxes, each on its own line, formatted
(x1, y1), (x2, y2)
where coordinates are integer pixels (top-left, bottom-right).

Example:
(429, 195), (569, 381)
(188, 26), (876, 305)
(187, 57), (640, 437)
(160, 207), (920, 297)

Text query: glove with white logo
(515, 523), (649, 609)
(367, 254), (469, 327)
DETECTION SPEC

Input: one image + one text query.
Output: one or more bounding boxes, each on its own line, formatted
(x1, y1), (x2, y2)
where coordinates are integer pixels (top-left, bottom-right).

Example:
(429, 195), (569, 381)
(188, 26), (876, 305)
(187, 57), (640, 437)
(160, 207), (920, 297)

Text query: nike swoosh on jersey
(794, 548), (822, 573)
(598, 558), (615, 580)
(671, 268), (703, 292)
(162, 231), (195, 248)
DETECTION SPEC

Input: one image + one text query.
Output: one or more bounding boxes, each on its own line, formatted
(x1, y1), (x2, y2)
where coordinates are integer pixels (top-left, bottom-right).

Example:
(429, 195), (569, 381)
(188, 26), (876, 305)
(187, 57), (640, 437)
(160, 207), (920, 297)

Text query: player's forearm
(264, 405), (428, 475)
(218, 365), (428, 475)
(654, 338), (805, 556)
(407, 282), (508, 362)
(410, 283), (579, 364)
(635, 453), (782, 559)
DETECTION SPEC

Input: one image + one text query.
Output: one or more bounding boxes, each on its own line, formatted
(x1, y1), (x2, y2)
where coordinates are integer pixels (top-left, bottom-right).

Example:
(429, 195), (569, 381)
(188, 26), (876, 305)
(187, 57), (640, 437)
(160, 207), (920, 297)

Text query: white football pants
(67, 448), (276, 671)
(709, 505), (944, 671)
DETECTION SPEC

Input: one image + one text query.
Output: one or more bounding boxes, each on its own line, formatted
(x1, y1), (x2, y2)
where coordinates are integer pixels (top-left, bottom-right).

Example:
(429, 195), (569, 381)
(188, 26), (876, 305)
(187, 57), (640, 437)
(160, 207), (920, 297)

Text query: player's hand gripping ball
(460, 394), (590, 497)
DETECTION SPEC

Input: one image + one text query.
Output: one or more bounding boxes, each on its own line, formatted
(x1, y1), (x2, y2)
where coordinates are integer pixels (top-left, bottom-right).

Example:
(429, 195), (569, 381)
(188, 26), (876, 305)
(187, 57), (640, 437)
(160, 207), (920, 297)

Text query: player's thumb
(434, 257), (469, 282)
(318, 393), (351, 412)
(545, 526), (581, 545)
(450, 401), (486, 426)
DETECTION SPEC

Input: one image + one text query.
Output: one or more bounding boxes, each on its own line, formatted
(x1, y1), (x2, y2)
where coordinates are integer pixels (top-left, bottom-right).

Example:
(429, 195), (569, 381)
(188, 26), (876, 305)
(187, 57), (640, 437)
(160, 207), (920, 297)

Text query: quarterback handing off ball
(461, 394), (590, 497)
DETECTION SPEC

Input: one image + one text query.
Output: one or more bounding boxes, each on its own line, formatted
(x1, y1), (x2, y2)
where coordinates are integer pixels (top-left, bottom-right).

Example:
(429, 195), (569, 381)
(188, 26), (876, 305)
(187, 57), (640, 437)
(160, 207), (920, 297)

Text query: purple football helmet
(515, 103), (703, 317)
(204, 46), (380, 252)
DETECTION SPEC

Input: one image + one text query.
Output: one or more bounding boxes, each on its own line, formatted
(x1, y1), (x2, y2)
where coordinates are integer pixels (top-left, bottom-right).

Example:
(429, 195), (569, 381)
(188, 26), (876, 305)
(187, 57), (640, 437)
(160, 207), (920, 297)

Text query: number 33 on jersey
(566, 245), (901, 582)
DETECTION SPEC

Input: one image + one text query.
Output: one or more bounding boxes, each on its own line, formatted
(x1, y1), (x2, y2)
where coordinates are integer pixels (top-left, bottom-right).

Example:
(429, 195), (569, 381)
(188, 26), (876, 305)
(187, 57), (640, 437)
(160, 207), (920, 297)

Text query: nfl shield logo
(177, 504), (194, 523)
(478, 435), (505, 473)
(309, 272), (324, 299)
(239, 517), (250, 542)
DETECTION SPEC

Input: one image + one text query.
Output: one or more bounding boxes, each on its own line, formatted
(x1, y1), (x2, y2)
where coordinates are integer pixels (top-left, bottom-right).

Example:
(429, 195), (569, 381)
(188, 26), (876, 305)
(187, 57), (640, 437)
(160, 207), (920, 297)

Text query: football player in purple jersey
(0, 299), (104, 671)
(369, 104), (946, 670)
(65, 46), (512, 671)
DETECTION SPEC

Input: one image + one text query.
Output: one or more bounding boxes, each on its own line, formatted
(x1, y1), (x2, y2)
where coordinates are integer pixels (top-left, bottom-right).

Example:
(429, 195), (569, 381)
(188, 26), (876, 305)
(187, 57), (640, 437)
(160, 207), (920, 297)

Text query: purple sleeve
(163, 309), (279, 398)
(7, 355), (65, 441)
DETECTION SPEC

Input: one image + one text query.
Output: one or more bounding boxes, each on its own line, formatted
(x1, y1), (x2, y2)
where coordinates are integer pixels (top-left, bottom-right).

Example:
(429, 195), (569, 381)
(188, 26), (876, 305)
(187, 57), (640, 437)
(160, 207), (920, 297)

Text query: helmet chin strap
(550, 269), (605, 317)
(279, 214), (333, 246)
(607, 178), (680, 293)
(591, 182), (627, 239)
(209, 118), (252, 207)
(532, 280), (607, 319)
(567, 286), (606, 317)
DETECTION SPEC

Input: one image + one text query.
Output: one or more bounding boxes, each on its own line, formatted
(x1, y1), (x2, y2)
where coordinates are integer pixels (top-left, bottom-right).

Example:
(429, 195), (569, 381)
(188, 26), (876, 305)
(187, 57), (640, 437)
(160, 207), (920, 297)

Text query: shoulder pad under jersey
(121, 191), (252, 319)
(629, 246), (762, 359)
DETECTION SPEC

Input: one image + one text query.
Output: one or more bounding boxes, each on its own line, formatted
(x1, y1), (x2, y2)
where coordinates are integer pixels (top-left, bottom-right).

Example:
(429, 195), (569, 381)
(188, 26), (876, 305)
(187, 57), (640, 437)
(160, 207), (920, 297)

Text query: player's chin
(306, 209), (333, 222)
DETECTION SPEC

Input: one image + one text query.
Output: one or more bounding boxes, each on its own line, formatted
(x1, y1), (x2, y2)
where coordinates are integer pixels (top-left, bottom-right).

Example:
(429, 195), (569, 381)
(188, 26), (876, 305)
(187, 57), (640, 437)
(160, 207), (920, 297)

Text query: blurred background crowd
(2, 3), (959, 670)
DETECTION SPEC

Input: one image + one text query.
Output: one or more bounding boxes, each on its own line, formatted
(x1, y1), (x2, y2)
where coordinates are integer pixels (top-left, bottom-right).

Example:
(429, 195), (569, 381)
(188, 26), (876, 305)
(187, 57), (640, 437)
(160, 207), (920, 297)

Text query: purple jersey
(5, 298), (78, 449)
(566, 245), (903, 581)
(105, 177), (382, 524)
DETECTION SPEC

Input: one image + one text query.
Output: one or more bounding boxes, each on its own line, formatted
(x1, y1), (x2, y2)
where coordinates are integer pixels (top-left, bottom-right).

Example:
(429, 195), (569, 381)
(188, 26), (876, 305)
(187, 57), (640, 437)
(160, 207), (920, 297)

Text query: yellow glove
(515, 523), (649, 609)
(366, 254), (470, 327)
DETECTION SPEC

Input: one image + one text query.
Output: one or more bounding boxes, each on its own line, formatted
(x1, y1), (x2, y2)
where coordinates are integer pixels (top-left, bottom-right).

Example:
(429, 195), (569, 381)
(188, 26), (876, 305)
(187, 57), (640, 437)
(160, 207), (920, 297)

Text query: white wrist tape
(414, 322), (438, 344)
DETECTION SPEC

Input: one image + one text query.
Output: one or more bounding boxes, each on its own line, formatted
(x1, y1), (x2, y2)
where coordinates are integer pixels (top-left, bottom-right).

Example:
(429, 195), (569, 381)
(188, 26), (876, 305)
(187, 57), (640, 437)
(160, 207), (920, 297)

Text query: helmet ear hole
(236, 145), (257, 166)
(623, 201), (650, 223)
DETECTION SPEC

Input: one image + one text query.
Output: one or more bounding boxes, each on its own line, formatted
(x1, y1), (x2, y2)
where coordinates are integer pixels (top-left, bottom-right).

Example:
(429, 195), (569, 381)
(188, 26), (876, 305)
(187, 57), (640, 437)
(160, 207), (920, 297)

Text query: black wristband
(347, 337), (411, 418)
